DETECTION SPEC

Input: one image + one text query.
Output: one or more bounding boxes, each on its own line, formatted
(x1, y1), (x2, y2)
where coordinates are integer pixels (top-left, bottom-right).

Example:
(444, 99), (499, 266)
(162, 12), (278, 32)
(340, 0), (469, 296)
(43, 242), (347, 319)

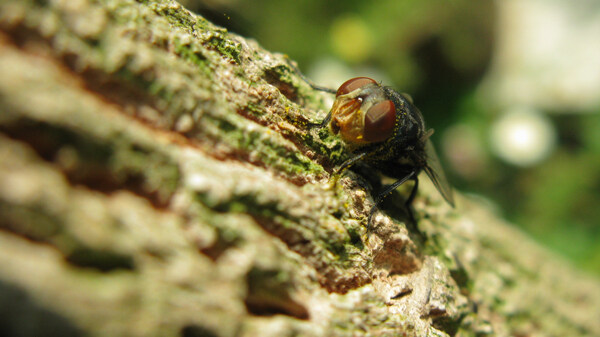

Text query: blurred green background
(183, 0), (600, 276)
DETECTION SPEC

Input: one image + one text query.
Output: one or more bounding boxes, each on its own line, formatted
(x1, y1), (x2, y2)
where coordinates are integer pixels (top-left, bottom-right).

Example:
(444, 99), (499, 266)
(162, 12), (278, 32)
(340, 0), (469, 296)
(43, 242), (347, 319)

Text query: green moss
(262, 140), (324, 176)
(327, 241), (349, 260)
(2, 118), (180, 205)
(114, 67), (155, 92)
(422, 232), (448, 259)
(346, 227), (365, 250)
(205, 113), (324, 178)
(0, 202), (137, 273)
(109, 137), (181, 201)
(151, 2), (196, 28)
(291, 124), (349, 167)
(145, 0), (239, 63)
(149, 1), (241, 64)
(205, 35), (242, 64)
(193, 188), (362, 265)
(0, 202), (63, 242)
(242, 102), (264, 118)
(265, 64), (294, 82)
(173, 38), (211, 72)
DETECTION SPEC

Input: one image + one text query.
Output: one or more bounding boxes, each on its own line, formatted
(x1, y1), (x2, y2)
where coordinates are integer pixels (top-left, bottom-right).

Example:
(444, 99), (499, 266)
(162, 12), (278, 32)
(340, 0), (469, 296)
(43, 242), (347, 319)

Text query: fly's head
(329, 77), (396, 146)
(327, 77), (426, 157)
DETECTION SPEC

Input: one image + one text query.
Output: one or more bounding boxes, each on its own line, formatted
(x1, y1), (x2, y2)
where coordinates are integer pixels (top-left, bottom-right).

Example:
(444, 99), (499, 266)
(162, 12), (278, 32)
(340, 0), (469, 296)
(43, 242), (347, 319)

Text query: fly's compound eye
(336, 77), (377, 97)
(363, 100), (396, 143)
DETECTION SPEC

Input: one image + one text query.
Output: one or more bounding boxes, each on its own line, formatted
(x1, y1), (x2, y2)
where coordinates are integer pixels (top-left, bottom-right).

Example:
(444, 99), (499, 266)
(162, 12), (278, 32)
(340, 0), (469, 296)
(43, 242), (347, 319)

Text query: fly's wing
(423, 138), (455, 207)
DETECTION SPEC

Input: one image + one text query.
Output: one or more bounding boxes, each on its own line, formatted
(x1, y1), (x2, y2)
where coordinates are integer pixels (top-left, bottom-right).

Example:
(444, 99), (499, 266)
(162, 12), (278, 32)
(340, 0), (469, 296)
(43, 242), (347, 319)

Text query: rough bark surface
(0, 1), (599, 336)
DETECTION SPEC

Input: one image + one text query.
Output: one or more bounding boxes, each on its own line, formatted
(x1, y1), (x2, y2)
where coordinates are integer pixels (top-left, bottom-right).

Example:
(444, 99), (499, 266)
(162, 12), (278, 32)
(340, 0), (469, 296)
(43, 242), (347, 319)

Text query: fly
(292, 66), (455, 226)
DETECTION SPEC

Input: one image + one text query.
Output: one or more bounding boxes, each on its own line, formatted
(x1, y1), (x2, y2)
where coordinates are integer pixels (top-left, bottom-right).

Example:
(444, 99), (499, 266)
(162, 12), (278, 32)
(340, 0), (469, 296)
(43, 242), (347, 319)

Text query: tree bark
(0, 0), (599, 336)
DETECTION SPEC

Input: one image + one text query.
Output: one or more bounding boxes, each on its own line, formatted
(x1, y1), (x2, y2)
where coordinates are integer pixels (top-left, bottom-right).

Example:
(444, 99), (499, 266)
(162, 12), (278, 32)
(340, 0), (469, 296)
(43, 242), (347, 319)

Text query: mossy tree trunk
(0, 1), (599, 336)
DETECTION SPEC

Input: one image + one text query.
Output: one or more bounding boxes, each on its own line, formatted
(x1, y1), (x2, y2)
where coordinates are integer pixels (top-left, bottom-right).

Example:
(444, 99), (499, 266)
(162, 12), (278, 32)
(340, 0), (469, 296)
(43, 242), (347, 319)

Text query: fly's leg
(285, 57), (337, 94)
(307, 109), (332, 128)
(285, 58), (336, 126)
(367, 169), (418, 229)
(404, 175), (419, 226)
(337, 151), (368, 174)
(304, 80), (337, 95)
(318, 110), (332, 128)
(325, 152), (368, 190)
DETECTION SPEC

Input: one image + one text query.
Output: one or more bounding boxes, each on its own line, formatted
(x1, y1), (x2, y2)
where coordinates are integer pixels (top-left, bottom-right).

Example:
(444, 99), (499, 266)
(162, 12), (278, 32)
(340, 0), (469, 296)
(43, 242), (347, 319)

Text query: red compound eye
(336, 77), (377, 97)
(363, 100), (396, 143)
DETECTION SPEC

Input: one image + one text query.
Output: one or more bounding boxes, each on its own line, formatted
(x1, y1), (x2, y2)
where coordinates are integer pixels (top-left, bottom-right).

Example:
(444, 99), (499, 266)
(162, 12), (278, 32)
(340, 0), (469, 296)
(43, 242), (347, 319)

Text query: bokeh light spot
(490, 107), (556, 167)
(329, 14), (373, 64)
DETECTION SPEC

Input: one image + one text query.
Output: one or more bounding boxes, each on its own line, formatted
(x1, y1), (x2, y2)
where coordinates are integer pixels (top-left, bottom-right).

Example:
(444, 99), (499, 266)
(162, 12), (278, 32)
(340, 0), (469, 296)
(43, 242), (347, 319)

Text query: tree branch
(0, 0), (599, 336)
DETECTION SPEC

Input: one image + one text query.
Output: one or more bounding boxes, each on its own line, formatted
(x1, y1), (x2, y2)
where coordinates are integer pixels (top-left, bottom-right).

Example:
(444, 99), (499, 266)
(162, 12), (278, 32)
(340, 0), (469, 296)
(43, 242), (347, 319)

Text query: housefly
(303, 75), (455, 225)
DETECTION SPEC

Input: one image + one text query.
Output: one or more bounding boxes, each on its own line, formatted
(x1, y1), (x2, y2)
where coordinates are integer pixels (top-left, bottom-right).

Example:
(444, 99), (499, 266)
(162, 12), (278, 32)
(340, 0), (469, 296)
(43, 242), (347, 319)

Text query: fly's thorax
(383, 86), (426, 144)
